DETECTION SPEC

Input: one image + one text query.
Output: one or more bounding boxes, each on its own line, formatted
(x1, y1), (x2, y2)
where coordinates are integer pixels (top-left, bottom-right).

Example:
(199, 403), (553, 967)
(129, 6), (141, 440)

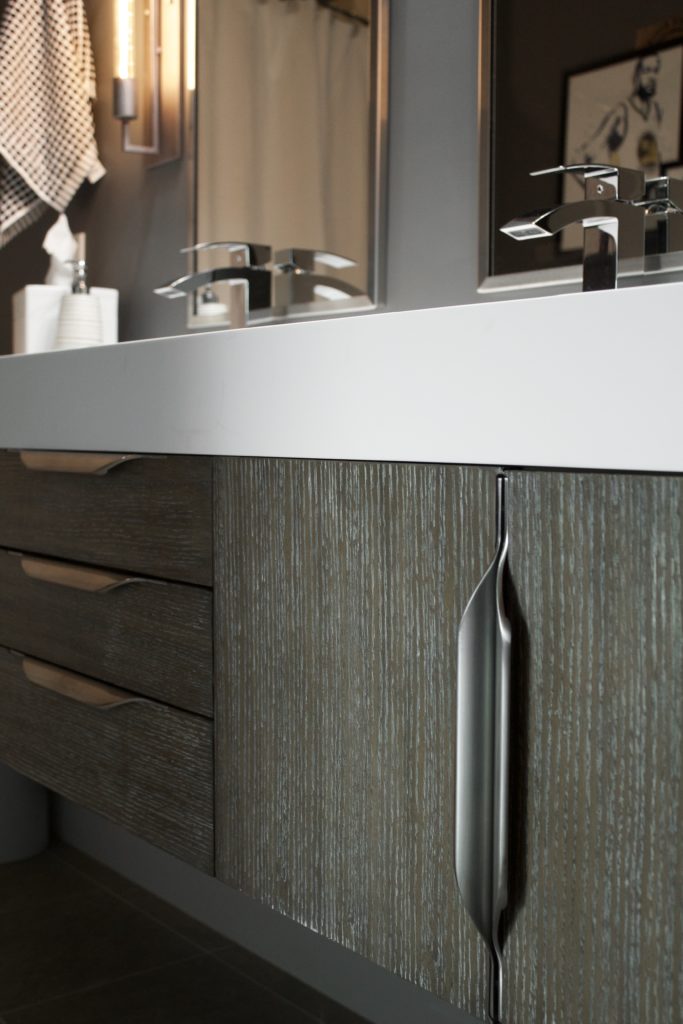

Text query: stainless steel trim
(113, 76), (138, 121)
(367, 0), (390, 310)
(477, 0), (494, 290)
(455, 474), (511, 1024)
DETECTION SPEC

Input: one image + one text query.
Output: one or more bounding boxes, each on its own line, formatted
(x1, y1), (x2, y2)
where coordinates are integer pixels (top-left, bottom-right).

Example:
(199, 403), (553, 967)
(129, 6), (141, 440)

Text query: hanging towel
(0, 0), (105, 248)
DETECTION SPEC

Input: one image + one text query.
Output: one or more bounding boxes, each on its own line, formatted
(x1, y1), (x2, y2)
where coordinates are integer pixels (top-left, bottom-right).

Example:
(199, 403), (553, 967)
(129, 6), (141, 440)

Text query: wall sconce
(112, 0), (182, 164)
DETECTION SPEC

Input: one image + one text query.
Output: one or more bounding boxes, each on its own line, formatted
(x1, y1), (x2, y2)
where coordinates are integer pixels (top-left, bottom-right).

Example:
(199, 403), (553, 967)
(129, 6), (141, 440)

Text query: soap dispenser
(54, 235), (103, 350)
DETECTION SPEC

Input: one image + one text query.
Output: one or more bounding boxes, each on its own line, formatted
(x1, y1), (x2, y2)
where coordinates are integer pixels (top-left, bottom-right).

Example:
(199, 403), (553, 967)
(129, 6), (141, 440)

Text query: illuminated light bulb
(114, 0), (136, 80)
(185, 0), (196, 92)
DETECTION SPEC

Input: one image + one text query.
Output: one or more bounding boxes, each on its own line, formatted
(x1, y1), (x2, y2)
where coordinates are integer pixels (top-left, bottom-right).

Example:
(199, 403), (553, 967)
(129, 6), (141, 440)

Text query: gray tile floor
(0, 845), (368, 1023)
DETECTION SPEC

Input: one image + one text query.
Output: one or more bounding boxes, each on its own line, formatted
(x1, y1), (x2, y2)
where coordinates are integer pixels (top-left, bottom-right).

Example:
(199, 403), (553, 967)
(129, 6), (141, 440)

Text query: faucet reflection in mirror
(155, 242), (364, 328)
(112, 0), (182, 163)
(185, 0), (389, 328)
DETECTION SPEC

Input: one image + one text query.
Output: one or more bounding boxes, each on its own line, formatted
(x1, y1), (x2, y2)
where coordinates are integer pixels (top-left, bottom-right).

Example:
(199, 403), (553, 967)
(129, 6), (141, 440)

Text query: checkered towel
(0, 0), (105, 247)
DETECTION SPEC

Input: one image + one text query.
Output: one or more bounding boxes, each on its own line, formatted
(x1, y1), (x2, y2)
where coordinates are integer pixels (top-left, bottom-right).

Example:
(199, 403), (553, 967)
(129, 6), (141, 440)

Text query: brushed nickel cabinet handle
(455, 475), (511, 1024)
(19, 555), (151, 594)
(21, 657), (146, 710)
(18, 451), (145, 475)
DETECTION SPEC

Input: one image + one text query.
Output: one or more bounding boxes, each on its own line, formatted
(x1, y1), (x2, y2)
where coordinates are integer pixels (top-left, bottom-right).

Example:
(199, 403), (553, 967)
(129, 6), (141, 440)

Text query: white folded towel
(0, 0), (105, 247)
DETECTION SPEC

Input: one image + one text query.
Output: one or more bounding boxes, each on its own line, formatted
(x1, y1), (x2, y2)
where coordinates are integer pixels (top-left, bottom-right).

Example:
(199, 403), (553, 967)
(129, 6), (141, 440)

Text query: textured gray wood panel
(504, 470), (682, 1024)
(214, 457), (497, 1018)
(0, 646), (214, 873)
(0, 452), (213, 586)
(0, 549), (213, 717)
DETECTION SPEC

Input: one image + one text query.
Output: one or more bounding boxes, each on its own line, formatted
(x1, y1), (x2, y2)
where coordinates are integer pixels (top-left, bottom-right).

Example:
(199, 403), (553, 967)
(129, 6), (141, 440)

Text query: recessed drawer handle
(21, 657), (146, 710)
(18, 451), (145, 476)
(19, 556), (151, 594)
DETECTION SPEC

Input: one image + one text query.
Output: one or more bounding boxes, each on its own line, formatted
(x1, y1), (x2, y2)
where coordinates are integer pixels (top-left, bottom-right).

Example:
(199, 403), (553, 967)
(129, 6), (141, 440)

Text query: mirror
(183, 0), (389, 328)
(479, 0), (683, 292)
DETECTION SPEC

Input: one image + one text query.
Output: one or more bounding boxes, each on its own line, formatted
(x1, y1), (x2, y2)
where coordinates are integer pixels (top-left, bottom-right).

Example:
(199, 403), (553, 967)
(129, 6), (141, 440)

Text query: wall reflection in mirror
(480, 0), (683, 292)
(175, 0), (388, 328)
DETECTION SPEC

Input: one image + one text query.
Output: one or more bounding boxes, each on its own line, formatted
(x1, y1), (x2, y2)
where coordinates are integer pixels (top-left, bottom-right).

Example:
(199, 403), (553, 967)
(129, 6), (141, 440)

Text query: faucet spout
(154, 266), (271, 310)
(501, 198), (645, 290)
(502, 199), (641, 244)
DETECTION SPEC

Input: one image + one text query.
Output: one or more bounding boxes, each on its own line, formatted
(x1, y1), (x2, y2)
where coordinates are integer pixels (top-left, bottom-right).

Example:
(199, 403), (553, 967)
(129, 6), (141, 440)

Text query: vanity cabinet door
(504, 470), (682, 1024)
(214, 457), (496, 1018)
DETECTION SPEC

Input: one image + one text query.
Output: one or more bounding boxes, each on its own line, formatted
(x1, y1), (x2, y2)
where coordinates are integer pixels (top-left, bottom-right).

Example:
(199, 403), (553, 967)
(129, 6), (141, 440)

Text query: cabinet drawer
(0, 549), (213, 717)
(0, 647), (214, 873)
(0, 451), (213, 586)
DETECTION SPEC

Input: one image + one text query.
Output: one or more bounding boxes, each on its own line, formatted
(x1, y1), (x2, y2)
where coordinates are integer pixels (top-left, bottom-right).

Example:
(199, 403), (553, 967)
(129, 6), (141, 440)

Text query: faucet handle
(634, 176), (683, 213)
(273, 247), (357, 273)
(531, 163), (646, 202)
(181, 241), (272, 266)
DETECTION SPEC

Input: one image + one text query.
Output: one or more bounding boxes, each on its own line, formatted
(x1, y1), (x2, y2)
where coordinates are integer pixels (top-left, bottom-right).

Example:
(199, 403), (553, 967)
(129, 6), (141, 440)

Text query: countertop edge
(1, 283), (682, 474)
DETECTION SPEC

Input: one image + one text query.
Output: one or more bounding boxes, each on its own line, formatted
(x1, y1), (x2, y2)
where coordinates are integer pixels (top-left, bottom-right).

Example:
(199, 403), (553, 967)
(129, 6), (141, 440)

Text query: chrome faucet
(156, 242), (365, 326)
(272, 248), (365, 309)
(501, 164), (647, 290)
(635, 176), (683, 261)
(154, 241), (272, 327)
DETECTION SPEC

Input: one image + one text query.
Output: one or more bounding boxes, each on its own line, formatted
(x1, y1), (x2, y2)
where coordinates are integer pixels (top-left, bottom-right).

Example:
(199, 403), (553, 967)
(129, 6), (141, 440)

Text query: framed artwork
(561, 43), (683, 249)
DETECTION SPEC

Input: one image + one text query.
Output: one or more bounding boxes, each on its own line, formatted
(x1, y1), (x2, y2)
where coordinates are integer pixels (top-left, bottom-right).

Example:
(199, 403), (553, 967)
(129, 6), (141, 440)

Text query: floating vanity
(0, 284), (680, 1024)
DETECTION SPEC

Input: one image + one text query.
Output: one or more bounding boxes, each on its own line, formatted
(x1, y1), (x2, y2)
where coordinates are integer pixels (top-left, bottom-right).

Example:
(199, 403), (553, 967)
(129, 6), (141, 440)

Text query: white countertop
(1, 281), (682, 473)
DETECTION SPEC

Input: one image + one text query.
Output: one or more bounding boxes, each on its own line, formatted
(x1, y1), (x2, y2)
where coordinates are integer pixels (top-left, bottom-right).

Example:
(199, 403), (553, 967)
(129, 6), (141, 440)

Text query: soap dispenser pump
(54, 234), (103, 349)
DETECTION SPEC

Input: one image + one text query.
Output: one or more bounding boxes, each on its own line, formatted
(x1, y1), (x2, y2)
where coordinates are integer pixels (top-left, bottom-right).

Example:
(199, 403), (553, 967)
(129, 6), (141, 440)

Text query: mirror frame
(478, 0), (683, 295)
(185, 0), (390, 327)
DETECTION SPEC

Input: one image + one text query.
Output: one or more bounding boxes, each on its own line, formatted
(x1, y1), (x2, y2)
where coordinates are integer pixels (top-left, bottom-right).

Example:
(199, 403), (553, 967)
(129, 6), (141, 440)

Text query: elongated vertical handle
(455, 475), (511, 1024)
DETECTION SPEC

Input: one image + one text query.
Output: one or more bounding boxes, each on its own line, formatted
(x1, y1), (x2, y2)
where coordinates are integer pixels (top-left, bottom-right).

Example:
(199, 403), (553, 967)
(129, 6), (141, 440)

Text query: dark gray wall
(0, 0), (190, 352)
(0, 0), (480, 353)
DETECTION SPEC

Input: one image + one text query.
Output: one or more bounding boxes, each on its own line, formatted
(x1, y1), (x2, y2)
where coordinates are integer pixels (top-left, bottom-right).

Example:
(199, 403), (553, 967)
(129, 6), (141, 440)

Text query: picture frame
(561, 42), (683, 249)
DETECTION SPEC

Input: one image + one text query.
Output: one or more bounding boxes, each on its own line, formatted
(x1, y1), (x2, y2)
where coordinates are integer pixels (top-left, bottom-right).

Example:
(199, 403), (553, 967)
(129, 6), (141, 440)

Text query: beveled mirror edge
(477, 0), (683, 295)
(367, 0), (390, 310)
(184, 0), (390, 330)
(477, 0), (493, 292)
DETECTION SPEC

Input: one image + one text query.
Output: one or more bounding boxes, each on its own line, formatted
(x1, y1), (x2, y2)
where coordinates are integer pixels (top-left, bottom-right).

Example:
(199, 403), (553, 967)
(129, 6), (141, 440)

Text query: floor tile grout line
(205, 949), (364, 1024)
(1, 951), (208, 1018)
(49, 845), (223, 956)
(48, 848), (366, 1021)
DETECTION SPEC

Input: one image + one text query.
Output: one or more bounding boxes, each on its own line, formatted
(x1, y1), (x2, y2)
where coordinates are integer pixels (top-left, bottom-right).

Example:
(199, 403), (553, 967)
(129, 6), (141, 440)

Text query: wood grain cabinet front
(0, 450), (213, 586)
(214, 457), (497, 1013)
(0, 646), (214, 873)
(0, 448), (216, 871)
(0, 549), (213, 717)
(213, 457), (682, 1024)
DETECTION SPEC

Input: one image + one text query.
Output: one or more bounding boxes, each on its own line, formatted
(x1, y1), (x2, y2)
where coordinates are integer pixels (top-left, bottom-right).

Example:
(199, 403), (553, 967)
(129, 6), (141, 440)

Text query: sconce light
(185, 0), (196, 93)
(112, 0), (182, 164)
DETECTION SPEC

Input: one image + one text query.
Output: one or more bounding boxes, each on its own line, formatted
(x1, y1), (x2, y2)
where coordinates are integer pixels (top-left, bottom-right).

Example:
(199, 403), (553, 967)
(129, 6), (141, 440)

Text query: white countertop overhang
(0, 281), (681, 474)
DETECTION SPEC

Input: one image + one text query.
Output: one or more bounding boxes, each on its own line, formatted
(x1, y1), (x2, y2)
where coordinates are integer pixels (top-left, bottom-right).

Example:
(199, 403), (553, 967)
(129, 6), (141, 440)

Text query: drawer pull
(455, 474), (511, 1024)
(22, 658), (146, 710)
(19, 451), (144, 476)
(19, 556), (149, 594)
